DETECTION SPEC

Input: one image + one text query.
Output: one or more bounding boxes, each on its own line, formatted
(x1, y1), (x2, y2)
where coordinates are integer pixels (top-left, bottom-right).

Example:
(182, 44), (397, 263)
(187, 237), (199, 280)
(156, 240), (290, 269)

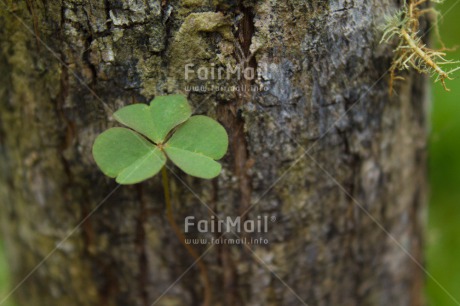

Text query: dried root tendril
(380, 0), (460, 94)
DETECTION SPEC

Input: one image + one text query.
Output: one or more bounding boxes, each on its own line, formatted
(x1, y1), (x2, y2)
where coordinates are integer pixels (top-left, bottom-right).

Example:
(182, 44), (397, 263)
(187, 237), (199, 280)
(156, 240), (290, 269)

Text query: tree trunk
(0, 0), (427, 306)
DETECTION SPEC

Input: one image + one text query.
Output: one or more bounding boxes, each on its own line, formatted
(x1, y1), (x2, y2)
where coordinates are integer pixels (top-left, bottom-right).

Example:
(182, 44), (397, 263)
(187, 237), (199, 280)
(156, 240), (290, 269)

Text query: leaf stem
(161, 167), (212, 306)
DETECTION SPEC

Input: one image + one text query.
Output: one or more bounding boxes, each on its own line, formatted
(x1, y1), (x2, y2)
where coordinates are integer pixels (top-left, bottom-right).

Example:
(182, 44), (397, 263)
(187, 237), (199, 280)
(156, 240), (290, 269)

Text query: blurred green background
(1, 1), (460, 305)
(427, 0), (460, 305)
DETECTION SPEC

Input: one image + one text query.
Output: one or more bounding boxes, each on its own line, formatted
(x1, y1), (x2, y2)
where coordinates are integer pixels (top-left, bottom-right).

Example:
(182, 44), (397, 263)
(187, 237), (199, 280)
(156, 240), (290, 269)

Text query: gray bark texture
(0, 0), (427, 306)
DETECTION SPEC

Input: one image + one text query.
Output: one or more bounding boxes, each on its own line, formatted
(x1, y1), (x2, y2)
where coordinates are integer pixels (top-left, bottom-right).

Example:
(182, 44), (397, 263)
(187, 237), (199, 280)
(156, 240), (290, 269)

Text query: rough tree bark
(0, 0), (427, 306)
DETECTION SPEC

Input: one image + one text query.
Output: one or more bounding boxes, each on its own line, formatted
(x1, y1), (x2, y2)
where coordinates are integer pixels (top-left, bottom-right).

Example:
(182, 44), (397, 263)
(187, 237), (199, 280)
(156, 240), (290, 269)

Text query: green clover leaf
(92, 95), (228, 184)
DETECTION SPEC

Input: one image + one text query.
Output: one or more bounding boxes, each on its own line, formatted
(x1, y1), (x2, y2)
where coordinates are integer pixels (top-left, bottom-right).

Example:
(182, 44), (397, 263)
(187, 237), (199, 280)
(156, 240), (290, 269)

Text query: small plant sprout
(380, 0), (460, 94)
(92, 94), (227, 306)
(92, 94), (228, 184)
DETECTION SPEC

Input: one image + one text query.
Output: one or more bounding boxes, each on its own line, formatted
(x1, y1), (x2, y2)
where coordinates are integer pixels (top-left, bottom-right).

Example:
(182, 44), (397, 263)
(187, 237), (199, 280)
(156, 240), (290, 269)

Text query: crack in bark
(25, 0), (41, 51)
(215, 2), (257, 305)
(234, 0), (255, 219)
(337, 127), (365, 305)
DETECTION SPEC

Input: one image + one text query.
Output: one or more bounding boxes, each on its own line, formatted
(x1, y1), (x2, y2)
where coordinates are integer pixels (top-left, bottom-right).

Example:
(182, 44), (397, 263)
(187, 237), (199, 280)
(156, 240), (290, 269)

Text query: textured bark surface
(0, 0), (427, 306)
